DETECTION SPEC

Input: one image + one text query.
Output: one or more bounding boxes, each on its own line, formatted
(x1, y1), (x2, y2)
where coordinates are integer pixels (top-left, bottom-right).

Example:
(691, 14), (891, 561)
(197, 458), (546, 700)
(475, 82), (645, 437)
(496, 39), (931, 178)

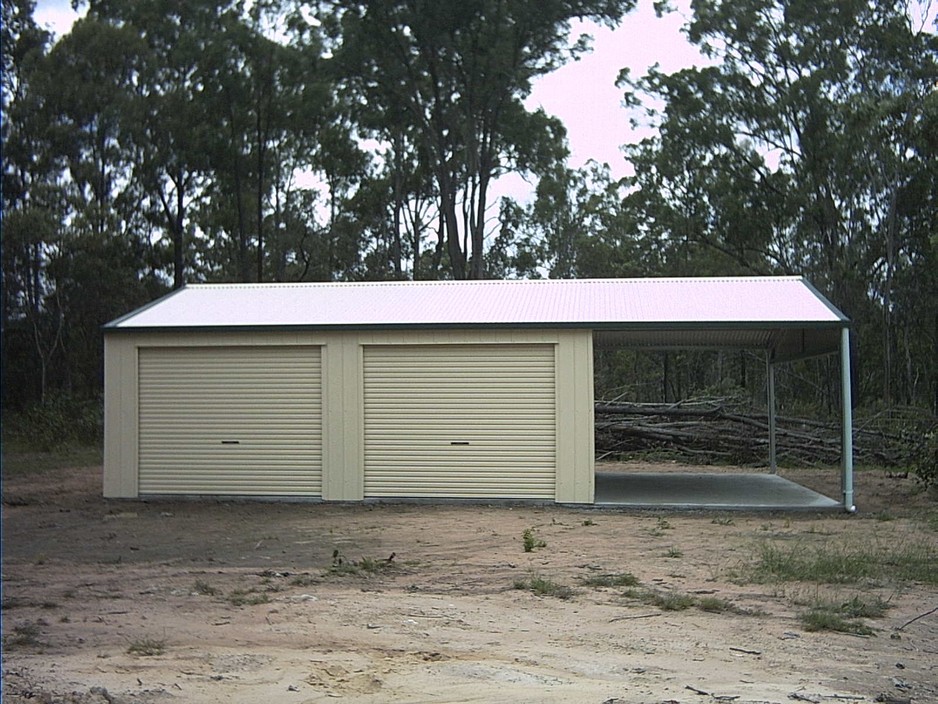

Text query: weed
(126, 637), (166, 656)
(651, 591), (696, 611)
(796, 593), (890, 635)
(582, 519), (595, 527)
(193, 579), (220, 596)
(579, 572), (639, 588)
(746, 538), (938, 585)
(711, 517), (735, 526)
(665, 547), (683, 558)
(836, 594), (890, 618)
(227, 589), (270, 607)
(327, 551), (396, 576)
(522, 528), (547, 553)
(513, 574), (576, 600)
(656, 517), (673, 531)
(290, 574), (319, 587)
(4, 621), (43, 648)
(693, 596), (764, 616)
(875, 511), (896, 522)
(800, 609), (875, 635)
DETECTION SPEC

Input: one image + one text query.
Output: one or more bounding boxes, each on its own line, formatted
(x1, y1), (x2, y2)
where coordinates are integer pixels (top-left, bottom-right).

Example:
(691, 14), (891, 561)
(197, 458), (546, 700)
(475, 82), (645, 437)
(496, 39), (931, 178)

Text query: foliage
(2, 0), (936, 428)
(745, 538), (938, 585)
(522, 527), (547, 552)
(619, 0), (938, 411)
(579, 572), (639, 588)
(513, 573), (576, 599)
(6, 395), (103, 451)
(126, 636), (167, 656)
(3, 621), (43, 649)
(912, 426), (938, 489)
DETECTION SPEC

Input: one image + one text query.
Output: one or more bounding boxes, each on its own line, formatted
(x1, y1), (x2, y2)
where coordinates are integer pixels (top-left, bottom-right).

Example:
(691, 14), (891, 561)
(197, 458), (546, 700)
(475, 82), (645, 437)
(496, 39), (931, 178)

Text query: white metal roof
(105, 277), (847, 358)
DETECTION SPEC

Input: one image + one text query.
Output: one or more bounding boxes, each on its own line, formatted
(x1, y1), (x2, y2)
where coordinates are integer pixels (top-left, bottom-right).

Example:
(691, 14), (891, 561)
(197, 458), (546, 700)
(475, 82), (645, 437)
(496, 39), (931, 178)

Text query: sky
(32, 0), (709, 200)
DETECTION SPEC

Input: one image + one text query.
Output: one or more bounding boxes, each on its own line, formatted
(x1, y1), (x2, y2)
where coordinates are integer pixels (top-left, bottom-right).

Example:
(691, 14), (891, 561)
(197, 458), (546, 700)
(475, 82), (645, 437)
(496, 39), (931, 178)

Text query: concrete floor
(594, 472), (841, 511)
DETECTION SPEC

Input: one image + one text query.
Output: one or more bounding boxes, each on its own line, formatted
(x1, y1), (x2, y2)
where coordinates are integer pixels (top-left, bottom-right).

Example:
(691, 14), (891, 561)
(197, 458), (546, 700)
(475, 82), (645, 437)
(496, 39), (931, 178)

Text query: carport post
(840, 327), (855, 511)
(766, 353), (777, 473)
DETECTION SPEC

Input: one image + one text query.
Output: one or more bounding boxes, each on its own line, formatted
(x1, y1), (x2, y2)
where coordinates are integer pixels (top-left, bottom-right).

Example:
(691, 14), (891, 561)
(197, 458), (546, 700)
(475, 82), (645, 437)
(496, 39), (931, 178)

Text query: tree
(334, 0), (634, 279)
(619, 0), (938, 407)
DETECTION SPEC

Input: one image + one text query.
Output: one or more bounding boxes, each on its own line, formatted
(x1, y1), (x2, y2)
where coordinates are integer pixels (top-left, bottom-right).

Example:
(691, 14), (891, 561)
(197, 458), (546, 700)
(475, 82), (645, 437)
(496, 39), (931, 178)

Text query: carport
(588, 276), (853, 511)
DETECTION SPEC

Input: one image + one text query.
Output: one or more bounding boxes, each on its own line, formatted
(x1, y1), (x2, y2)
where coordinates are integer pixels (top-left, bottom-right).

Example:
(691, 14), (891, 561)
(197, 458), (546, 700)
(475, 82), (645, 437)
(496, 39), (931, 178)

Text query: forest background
(2, 0), (937, 471)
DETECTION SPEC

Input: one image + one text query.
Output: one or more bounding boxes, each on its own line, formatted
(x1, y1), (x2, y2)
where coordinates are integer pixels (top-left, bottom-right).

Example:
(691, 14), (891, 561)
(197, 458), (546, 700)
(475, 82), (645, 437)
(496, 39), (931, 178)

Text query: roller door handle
(450, 441), (470, 445)
(221, 440), (240, 445)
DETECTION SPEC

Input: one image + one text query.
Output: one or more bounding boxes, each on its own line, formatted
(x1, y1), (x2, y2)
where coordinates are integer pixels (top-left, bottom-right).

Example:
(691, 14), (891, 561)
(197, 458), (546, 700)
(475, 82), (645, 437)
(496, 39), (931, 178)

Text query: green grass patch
(513, 574), (576, 600)
(3, 621), (43, 649)
(193, 579), (220, 596)
(745, 538), (938, 585)
(227, 588), (270, 606)
(126, 637), (166, 656)
(327, 552), (396, 576)
(800, 596), (889, 636)
(696, 596), (735, 613)
(579, 572), (639, 588)
(522, 528), (547, 553)
(649, 590), (696, 611)
(621, 588), (760, 616)
(1, 443), (103, 478)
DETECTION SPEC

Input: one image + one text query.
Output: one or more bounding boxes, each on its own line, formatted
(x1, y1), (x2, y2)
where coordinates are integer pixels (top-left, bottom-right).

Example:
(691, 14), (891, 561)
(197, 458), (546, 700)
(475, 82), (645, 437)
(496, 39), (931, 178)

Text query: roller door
(363, 344), (556, 499)
(138, 346), (322, 495)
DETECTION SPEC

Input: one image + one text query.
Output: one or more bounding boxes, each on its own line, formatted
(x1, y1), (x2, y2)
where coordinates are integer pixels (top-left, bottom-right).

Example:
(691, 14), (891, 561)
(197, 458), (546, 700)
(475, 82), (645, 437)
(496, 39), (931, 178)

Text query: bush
(8, 395), (103, 451)
(912, 426), (938, 490)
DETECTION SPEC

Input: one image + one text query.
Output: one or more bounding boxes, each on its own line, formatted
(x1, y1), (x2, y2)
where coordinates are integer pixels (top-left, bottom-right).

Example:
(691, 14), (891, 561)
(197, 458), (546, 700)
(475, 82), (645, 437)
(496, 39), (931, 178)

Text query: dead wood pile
(595, 399), (927, 467)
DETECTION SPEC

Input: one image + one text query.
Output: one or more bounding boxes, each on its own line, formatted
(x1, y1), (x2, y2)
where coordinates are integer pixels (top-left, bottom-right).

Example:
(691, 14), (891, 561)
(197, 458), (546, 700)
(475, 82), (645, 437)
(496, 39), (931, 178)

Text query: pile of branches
(595, 398), (932, 468)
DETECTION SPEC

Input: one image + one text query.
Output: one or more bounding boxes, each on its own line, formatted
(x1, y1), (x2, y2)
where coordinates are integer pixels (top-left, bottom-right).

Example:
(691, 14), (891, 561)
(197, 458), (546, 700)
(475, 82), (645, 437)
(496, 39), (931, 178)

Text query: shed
(103, 277), (854, 509)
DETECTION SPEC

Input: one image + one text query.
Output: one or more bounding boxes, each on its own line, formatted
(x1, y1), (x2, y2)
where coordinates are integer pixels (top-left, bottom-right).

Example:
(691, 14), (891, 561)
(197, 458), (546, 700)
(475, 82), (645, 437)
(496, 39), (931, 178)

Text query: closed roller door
(364, 344), (556, 499)
(138, 346), (322, 496)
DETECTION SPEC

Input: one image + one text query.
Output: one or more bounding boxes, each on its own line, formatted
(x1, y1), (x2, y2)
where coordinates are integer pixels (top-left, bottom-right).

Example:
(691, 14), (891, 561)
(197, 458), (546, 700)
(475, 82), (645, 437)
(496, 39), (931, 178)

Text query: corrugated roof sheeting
(107, 277), (846, 331)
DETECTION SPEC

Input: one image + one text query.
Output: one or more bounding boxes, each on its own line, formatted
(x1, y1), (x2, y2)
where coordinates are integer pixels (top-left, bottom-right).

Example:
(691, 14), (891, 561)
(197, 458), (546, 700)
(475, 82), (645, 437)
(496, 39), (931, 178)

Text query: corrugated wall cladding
(138, 346), (322, 495)
(363, 344), (556, 499)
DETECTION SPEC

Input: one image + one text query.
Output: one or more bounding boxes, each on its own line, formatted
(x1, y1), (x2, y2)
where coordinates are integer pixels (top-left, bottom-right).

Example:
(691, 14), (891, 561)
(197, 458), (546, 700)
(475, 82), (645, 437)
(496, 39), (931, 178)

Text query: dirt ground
(2, 461), (937, 704)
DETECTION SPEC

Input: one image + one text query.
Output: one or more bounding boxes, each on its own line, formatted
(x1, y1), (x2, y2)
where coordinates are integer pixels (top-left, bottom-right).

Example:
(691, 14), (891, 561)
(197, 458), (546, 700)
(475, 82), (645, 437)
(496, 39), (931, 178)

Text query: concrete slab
(594, 472), (841, 511)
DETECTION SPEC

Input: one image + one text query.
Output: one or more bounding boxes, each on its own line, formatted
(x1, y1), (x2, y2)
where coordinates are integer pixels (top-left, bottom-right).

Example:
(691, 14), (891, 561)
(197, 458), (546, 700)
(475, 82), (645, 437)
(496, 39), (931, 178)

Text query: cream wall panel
(554, 331), (594, 503)
(137, 346), (322, 496)
(104, 336), (139, 497)
(363, 344), (556, 499)
(321, 334), (364, 500)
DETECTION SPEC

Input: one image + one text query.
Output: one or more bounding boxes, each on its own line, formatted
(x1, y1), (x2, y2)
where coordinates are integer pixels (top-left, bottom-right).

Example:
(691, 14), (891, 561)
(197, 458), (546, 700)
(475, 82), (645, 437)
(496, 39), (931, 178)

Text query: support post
(767, 352), (777, 474)
(840, 327), (855, 511)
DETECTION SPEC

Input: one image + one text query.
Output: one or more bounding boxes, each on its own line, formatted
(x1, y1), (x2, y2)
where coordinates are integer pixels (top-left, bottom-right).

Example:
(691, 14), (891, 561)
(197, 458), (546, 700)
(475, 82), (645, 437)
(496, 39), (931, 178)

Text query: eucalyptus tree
(2, 0), (62, 405)
(620, 0), (938, 407)
(332, 0), (635, 279)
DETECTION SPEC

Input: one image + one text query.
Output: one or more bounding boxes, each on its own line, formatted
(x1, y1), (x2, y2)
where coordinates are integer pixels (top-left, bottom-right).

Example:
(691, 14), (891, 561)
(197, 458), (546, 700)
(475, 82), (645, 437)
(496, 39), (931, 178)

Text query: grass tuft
(800, 609), (875, 635)
(3, 621), (43, 649)
(127, 636), (166, 656)
(650, 590), (696, 611)
(227, 588), (270, 606)
(745, 539), (938, 585)
(513, 574), (576, 600)
(522, 528), (547, 553)
(193, 579), (220, 596)
(327, 552), (396, 577)
(579, 572), (639, 588)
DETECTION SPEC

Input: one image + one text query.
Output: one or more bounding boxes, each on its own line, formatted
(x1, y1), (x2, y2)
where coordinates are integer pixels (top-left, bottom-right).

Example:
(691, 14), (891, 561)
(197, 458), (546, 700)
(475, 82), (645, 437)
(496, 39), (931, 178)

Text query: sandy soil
(2, 462), (937, 704)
